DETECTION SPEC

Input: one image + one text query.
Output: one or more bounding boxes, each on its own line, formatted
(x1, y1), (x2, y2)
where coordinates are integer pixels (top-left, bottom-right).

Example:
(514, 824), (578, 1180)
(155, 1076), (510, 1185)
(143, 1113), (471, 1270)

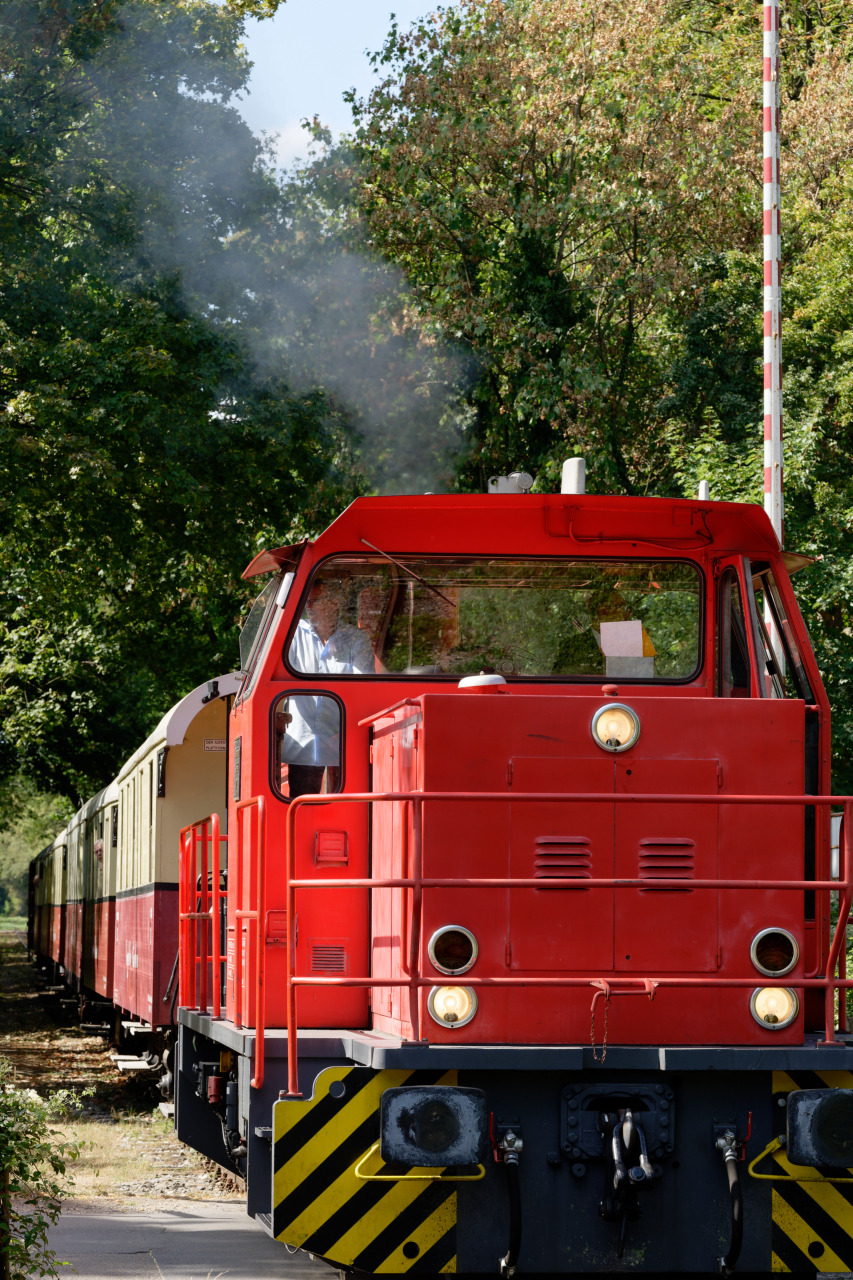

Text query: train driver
(289, 576), (376, 676)
(281, 578), (375, 796)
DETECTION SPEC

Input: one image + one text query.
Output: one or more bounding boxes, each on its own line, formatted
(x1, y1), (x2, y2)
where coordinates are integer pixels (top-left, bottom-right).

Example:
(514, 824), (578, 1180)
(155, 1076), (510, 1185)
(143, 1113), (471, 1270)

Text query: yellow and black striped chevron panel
(273, 1066), (458, 1273)
(771, 1069), (853, 1273)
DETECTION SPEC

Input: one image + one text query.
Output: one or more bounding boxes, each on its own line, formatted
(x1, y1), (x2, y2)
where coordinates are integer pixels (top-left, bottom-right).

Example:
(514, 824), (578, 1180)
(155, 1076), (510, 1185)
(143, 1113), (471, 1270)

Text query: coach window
(272, 693), (342, 800)
(719, 567), (750, 697)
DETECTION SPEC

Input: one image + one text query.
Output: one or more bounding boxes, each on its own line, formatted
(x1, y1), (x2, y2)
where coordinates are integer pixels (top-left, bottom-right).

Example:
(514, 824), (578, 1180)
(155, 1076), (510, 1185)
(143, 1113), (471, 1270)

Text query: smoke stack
(561, 458), (586, 495)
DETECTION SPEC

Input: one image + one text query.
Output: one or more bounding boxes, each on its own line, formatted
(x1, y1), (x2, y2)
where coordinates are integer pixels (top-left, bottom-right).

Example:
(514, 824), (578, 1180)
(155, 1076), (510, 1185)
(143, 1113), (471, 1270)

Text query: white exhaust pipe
(561, 457), (586, 495)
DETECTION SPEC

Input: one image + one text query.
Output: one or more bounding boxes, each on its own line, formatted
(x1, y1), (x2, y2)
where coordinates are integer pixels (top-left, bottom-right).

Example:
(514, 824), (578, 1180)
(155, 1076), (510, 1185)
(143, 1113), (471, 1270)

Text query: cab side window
(719, 568), (751, 697)
(273, 693), (342, 800)
(751, 568), (814, 702)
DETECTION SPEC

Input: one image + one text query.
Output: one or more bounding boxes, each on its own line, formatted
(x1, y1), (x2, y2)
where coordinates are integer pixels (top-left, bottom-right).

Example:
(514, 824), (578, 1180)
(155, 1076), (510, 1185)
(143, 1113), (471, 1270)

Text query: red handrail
(281, 791), (852, 1097)
(232, 796), (266, 1088)
(178, 815), (227, 1017)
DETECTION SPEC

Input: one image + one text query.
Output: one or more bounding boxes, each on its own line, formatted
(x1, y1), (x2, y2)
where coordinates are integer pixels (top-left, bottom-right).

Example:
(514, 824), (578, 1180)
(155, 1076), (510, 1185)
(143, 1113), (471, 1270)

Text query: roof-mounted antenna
(561, 458), (586, 495)
(698, 481), (710, 501)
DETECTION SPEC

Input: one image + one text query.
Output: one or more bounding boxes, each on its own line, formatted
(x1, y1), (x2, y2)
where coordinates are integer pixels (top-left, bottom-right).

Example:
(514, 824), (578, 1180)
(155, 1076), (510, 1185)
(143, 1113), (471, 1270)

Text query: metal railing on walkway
(178, 790), (852, 1102)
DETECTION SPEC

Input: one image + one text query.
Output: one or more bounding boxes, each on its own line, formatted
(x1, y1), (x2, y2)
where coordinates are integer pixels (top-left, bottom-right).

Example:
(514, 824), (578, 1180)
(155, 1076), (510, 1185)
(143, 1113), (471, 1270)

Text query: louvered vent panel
(309, 940), (348, 973)
(534, 836), (591, 889)
(638, 838), (695, 891)
(315, 831), (348, 865)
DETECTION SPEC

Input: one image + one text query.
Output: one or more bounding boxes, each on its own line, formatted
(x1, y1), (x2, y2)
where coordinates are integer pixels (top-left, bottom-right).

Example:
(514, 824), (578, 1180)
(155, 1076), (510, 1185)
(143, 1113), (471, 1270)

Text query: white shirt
(288, 619), (376, 676)
(281, 620), (375, 766)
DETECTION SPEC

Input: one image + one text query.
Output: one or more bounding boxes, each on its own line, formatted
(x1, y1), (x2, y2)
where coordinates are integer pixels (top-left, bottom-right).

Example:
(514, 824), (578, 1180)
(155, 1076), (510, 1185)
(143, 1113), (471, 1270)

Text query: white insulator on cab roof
(487, 472), (533, 494)
(561, 457), (586, 494)
(698, 481), (710, 501)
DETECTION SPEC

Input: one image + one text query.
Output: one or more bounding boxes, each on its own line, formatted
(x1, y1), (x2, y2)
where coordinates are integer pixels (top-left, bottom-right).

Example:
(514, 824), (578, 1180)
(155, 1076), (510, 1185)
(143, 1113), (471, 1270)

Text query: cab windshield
(287, 556), (702, 681)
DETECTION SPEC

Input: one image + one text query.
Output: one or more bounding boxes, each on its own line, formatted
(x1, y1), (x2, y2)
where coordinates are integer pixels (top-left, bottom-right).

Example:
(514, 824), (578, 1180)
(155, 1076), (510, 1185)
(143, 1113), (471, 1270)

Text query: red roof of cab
(240, 494), (782, 577)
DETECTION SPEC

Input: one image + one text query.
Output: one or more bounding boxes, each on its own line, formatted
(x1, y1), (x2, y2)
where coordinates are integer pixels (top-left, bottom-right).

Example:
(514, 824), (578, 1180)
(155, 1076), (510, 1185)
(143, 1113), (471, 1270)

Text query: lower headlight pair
(431, 985), (801, 1029)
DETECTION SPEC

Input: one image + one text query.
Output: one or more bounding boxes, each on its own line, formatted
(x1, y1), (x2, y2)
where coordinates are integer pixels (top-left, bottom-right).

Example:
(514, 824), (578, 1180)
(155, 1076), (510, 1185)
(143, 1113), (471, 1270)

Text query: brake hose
(500, 1157), (522, 1276)
(719, 1139), (743, 1275)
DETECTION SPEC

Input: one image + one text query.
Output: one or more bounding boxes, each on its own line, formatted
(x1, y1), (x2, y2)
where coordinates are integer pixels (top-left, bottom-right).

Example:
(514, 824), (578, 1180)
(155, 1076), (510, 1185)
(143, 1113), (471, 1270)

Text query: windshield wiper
(360, 538), (457, 609)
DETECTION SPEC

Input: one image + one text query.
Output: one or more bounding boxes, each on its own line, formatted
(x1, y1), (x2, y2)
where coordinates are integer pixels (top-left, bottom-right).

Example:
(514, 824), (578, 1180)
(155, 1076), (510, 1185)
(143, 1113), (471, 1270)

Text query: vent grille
(534, 836), (591, 889)
(315, 830), (348, 865)
(638, 838), (695, 891)
(309, 940), (348, 974)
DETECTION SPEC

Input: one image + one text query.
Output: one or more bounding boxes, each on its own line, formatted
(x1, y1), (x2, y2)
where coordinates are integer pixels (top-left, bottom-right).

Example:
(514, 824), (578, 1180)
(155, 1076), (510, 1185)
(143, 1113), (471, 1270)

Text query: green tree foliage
(0, 1057), (80, 1279)
(0, 778), (72, 914)
(0, 0), (358, 800)
(349, 0), (762, 491)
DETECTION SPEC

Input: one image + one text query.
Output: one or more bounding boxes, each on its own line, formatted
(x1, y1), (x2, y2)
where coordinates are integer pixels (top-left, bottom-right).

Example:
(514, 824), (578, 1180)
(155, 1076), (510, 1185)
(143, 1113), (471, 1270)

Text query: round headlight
(592, 703), (640, 753)
(428, 925), (478, 976)
(750, 987), (799, 1030)
(428, 985), (478, 1029)
(750, 928), (799, 978)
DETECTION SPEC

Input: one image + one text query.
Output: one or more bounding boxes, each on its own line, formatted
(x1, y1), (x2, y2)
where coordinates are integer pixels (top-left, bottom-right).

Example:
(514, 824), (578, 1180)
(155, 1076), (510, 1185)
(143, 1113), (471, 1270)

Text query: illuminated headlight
(428, 925), (478, 976)
(750, 928), (799, 978)
(750, 987), (799, 1029)
(428, 985), (478, 1029)
(592, 703), (640, 753)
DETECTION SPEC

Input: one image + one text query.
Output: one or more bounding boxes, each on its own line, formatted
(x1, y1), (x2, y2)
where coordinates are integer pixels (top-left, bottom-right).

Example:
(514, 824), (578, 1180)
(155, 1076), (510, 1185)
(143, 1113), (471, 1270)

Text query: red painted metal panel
(84, 900), (115, 999)
(63, 901), (83, 983)
(613, 758), (719, 973)
(114, 887), (177, 1026)
(510, 757), (614, 972)
(50, 904), (65, 967)
(224, 793), (369, 1031)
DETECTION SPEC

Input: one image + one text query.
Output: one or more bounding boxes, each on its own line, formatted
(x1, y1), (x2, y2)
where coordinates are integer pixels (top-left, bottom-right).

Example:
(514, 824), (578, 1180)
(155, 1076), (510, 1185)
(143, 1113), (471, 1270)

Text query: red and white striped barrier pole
(764, 0), (783, 545)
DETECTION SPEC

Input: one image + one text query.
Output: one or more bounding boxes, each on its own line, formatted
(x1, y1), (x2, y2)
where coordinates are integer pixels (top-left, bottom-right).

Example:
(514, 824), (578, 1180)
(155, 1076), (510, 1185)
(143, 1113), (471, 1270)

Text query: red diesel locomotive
(169, 475), (853, 1275)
